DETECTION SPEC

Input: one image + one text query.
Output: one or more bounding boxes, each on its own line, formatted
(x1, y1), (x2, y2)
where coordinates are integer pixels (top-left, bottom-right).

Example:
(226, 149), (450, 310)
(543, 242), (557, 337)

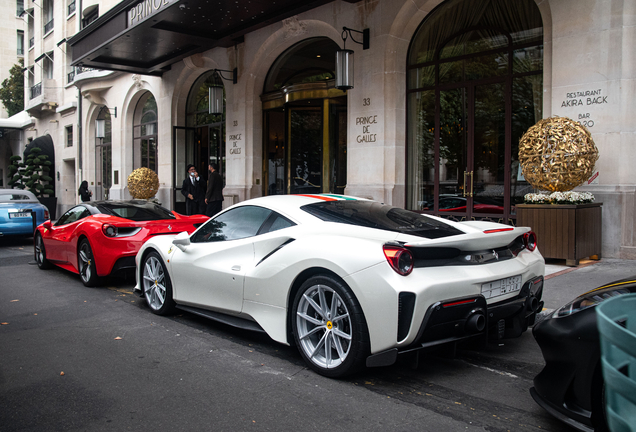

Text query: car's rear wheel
(141, 251), (175, 315)
(35, 233), (51, 269)
(292, 275), (369, 378)
(78, 239), (98, 287)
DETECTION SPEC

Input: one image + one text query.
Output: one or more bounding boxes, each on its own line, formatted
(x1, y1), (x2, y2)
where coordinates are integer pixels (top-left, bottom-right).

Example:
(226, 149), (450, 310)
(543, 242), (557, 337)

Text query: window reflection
(191, 206), (272, 243)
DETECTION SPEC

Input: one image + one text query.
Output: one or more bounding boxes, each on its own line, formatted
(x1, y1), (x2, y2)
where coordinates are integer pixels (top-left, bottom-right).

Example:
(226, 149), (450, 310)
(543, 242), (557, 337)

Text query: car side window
(264, 214), (295, 233)
(191, 206), (272, 243)
(55, 206), (88, 226)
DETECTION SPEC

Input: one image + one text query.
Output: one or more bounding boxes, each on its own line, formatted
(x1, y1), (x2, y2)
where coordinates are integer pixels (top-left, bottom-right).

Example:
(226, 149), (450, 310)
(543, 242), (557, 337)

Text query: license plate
(9, 212), (31, 218)
(481, 275), (522, 299)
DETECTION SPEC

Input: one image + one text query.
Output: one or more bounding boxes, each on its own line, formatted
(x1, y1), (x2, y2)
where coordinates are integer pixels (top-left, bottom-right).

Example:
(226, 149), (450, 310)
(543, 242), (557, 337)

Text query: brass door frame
(262, 82), (346, 196)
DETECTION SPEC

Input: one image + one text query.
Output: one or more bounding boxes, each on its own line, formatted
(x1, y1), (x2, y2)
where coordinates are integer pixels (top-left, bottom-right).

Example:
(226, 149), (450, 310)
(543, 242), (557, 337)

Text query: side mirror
(172, 231), (191, 252)
(41, 220), (52, 230)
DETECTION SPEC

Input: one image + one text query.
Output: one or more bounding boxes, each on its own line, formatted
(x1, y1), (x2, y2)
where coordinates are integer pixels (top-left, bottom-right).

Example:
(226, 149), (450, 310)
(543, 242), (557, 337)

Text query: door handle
(469, 171), (474, 197)
(231, 265), (241, 271)
(463, 171), (468, 197)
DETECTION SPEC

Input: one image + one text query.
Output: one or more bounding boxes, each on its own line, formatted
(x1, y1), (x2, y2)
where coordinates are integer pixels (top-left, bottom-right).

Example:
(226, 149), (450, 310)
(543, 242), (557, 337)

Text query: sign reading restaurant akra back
(128, 0), (178, 27)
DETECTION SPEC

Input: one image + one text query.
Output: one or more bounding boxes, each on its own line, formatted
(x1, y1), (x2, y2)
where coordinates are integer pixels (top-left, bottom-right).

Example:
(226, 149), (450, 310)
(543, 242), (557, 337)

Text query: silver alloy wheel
(143, 255), (166, 311)
(296, 284), (352, 369)
(35, 235), (45, 265)
(78, 242), (92, 283)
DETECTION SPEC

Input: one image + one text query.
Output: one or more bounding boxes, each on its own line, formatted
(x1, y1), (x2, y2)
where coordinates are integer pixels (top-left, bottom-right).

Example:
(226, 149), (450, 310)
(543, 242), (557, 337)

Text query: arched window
(95, 107), (112, 200)
(133, 93), (158, 172)
(261, 38), (346, 196)
(407, 0), (543, 223)
(184, 71), (225, 178)
(263, 38), (336, 93)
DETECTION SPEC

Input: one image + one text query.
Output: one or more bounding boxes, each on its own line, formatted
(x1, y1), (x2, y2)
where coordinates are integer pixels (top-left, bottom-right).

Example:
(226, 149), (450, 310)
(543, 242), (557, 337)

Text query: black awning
(68, 0), (359, 76)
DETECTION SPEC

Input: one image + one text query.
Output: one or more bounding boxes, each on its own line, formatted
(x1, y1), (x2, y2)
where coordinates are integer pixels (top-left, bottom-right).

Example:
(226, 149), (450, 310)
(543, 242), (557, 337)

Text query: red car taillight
(523, 231), (537, 252)
(102, 224), (118, 237)
(44, 210), (50, 220)
(383, 244), (414, 276)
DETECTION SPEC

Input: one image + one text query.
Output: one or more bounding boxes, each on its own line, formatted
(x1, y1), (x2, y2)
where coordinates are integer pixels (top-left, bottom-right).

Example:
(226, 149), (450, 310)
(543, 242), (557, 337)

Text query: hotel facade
(1, 0), (635, 259)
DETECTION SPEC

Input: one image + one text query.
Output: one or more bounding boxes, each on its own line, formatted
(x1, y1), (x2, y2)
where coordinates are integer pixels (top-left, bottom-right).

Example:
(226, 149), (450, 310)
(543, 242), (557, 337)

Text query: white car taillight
(524, 231), (537, 252)
(383, 244), (414, 276)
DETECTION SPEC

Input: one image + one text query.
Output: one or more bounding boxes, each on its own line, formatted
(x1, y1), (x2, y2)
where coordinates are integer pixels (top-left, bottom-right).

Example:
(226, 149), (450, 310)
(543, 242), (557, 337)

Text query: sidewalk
(541, 258), (636, 312)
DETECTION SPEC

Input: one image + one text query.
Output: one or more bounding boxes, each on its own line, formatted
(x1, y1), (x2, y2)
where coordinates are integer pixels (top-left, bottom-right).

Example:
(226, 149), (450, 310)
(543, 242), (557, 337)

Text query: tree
(0, 58), (25, 117)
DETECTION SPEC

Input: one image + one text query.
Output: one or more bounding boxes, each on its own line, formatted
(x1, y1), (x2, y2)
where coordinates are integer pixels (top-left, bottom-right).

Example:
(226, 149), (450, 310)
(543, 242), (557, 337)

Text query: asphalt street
(1, 236), (634, 432)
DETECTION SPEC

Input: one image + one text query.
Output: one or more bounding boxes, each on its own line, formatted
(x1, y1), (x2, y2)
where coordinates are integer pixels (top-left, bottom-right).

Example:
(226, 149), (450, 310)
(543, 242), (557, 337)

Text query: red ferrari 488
(34, 200), (208, 286)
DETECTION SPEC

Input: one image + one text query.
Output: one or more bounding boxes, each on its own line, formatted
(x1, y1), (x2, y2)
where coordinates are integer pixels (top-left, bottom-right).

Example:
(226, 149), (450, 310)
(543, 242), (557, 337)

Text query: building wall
(0, 0), (25, 119)
(16, 0), (636, 260)
(544, 0), (636, 258)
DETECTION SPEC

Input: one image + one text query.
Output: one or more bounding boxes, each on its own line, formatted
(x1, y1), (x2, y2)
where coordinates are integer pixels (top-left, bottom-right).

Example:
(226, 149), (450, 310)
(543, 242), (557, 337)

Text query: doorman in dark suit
(205, 163), (224, 217)
(181, 164), (206, 215)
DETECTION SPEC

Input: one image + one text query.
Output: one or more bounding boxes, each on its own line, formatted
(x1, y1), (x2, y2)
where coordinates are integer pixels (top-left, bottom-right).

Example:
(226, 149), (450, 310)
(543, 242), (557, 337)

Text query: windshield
(95, 201), (176, 221)
(301, 200), (464, 239)
(0, 192), (37, 203)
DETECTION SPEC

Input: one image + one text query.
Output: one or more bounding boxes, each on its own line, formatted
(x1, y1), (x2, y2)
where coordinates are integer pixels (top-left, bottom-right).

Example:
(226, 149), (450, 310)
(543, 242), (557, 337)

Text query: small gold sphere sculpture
(127, 167), (159, 199)
(519, 116), (598, 192)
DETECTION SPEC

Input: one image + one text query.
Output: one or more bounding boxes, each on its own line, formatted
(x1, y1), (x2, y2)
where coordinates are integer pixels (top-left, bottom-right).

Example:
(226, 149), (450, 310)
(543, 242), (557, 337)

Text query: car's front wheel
(141, 251), (175, 315)
(78, 239), (98, 287)
(292, 275), (369, 378)
(35, 233), (51, 269)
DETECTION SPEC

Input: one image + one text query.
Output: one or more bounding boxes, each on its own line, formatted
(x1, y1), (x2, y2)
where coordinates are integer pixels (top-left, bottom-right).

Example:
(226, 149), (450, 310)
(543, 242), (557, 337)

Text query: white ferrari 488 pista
(135, 194), (544, 377)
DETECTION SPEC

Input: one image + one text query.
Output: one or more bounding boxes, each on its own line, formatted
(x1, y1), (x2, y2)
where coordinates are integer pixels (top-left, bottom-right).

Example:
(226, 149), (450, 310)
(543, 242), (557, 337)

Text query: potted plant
(23, 147), (54, 197)
(18, 146), (57, 218)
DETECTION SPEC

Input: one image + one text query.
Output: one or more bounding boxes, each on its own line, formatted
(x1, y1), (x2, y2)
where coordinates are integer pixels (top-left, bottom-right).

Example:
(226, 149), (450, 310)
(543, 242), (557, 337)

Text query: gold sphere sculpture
(518, 116), (598, 192)
(127, 167), (159, 199)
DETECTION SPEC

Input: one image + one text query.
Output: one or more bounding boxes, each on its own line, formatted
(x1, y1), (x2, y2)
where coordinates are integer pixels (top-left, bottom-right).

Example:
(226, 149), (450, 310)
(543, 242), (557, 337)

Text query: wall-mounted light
(335, 27), (370, 91)
(208, 68), (237, 115)
(95, 119), (106, 138)
(95, 106), (116, 138)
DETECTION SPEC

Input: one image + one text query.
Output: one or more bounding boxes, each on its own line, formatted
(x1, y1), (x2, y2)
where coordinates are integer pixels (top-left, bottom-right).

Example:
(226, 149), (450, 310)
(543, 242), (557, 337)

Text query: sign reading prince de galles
(128, 0), (178, 27)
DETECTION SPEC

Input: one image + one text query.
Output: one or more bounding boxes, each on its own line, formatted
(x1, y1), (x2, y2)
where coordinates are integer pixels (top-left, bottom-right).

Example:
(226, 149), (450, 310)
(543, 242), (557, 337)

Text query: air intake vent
(398, 292), (416, 342)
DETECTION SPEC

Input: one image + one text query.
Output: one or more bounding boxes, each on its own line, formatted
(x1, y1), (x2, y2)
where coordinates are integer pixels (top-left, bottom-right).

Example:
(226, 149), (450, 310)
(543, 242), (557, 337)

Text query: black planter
(38, 197), (58, 220)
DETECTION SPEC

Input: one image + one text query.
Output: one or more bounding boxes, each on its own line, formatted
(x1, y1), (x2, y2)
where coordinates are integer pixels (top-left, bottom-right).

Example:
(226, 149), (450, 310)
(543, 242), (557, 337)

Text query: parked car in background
(35, 200), (208, 287)
(421, 196), (505, 214)
(0, 190), (50, 237)
(134, 194), (544, 378)
(531, 276), (636, 432)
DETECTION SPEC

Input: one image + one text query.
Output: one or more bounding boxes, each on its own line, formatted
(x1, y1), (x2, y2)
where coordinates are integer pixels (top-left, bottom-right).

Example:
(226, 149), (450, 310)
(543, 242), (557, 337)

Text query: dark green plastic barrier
(597, 293), (636, 432)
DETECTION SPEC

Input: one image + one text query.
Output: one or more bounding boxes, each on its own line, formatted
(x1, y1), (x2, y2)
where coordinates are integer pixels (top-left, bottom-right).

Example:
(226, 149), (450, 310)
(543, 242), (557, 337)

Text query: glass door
(289, 106), (323, 195)
(95, 144), (111, 201)
(329, 99), (347, 195)
(472, 81), (506, 216)
(438, 87), (468, 216)
(264, 110), (286, 195)
(208, 125), (224, 176)
(173, 126), (196, 214)
(436, 80), (507, 220)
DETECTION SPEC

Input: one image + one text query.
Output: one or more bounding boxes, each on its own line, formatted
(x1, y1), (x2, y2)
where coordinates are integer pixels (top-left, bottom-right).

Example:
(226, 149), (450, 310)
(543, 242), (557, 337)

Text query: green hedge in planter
(23, 147), (54, 197)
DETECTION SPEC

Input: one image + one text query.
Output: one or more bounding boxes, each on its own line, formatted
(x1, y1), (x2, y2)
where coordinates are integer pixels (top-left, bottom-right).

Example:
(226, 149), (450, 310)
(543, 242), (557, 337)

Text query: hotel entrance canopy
(68, 0), (356, 76)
